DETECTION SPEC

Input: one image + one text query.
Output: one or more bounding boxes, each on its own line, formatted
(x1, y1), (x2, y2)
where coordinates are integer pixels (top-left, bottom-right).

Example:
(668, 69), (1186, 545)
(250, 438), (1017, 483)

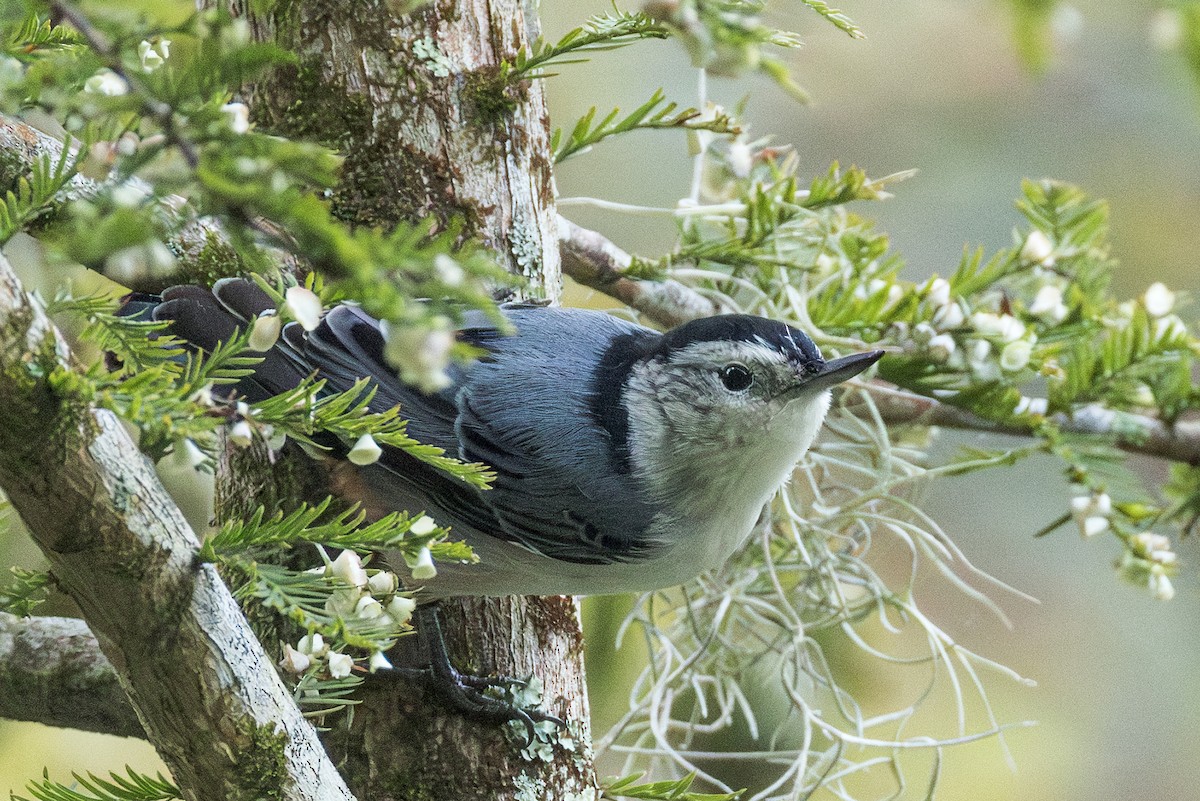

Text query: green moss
(462, 67), (525, 125)
(174, 230), (244, 286)
(234, 718), (292, 800)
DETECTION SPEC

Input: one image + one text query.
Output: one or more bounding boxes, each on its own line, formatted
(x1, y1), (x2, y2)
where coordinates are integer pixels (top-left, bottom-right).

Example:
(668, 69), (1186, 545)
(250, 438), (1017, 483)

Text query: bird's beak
(779, 350), (884, 401)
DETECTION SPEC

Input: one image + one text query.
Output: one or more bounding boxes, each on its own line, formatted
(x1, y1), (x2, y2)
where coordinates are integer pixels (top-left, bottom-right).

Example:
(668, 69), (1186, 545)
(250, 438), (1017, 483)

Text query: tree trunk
(216, 1), (595, 798)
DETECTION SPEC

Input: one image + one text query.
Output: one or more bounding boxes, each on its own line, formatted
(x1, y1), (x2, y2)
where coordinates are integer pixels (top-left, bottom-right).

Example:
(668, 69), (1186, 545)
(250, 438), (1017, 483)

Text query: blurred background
(2, 0), (1198, 798)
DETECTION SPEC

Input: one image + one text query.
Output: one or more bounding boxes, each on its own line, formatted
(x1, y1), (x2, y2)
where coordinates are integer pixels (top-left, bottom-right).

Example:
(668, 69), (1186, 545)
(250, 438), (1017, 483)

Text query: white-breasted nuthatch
(129, 278), (882, 598)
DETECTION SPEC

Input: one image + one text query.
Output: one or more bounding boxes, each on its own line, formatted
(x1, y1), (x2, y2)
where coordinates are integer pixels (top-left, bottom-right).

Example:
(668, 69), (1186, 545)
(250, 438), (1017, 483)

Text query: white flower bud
(369, 651), (393, 673)
(409, 515), (436, 536)
(1020, 230), (1054, 266)
(407, 546), (437, 580)
(368, 571), (398, 595)
(1029, 285), (1068, 323)
(347, 433), (382, 466)
(330, 549), (368, 588)
(228, 419), (254, 448)
(927, 333), (956, 363)
(297, 632), (326, 656)
(381, 320), (455, 392)
(1013, 396), (1048, 416)
(971, 312), (1026, 342)
(1148, 569), (1175, 601)
(249, 313), (281, 352)
(285, 286), (323, 331)
(386, 595), (417, 626)
(967, 338), (991, 368)
(999, 340), (1032, 372)
(138, 40), (166, 72)
(434, 254), (465, 287)
(727, 137), (753, 178)
(1071, 492), (1112, 537)
(926, 277), (951, 307)
(1153, 314), (1187, 341)
(911, 322), (936, 346)
(1143, 282), (1175, 317)
(323, 587), (361, 617)
(327, 652), (354, 679)
(279, 644), (310, 674)
(84, 69), (128, 96)
(354, 594), (385, 619)
(932, 302), (964, 331)
(1130, 383), (1156, 408)
(221, 102), (250, 134)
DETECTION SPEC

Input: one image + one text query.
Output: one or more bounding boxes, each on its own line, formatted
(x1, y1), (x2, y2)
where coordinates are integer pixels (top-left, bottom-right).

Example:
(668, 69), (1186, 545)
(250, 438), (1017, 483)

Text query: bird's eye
(719, 363), (754, 392)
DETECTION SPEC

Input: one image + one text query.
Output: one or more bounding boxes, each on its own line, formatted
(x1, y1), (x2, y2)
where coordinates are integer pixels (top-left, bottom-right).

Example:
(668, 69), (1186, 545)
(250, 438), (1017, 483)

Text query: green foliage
(602, 772), (741, 801)
(0, 138), (82, 244)
(250, 376), (495, 489)
(507, 11), (670, 80)
(1182, 4), (1200, 95)
(552, 89), (741, 164)
(200, 497), (474, 564)
(1007, 0), (1058, 73)
(3, 13), (83, 61)
(12, 768), (180, 801)
(0, 566), (51, 616)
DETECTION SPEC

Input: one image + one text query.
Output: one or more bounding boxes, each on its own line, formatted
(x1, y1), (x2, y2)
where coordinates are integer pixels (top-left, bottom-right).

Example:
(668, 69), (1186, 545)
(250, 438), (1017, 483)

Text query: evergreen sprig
(200, 497), (474, 564)
(13, 768), (180, 801)
(508, 11), (669, 80)
(552, 89), (742, 164)
(0, 140), (82, 245)
(4, 13), (82, 61)
(602, 772), (741, 801)
(250, 377), (495, 489)
(0, 566), (52, 617)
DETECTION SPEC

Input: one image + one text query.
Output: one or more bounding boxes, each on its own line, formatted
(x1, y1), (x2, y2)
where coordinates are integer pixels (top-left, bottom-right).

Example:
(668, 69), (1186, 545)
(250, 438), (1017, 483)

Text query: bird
(126, 278), (883, 599)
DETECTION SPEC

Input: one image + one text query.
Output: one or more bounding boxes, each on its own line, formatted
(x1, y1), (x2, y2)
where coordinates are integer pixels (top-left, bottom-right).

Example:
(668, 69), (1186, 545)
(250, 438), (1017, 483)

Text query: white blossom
(927, 333), (956, 363)
(285, 286), (323, 331)
(347, 433), (382, 466)
(381, 319), (455, 392)
(971, 312), (1026, 342)
(1153, 314), (1187, 341)
(1148, 569), (1175, 601)
(1143, 282), (1176, 317)
(323, 587), (361, 617)
(368, 571), (398, 595)
(111, 182), (150, 208)
(297, 632), (326, 656)
(1013, 396), (1048, 416)
(327, 652), (354, 679)
(138, 39), (171, 72)
(354, 594), (385, 619)
(387, 595), (417, 626)
(279, 644), (310, 674)
(407, 546), (437, 580)
(727, 137), (753, 178)
(330, 549), (368, 588)
(369, 651), (394, 673)
(1131, 532), (1176, 566)
(999, 340), (1032, 372)
(1020, 230), (1055, 266)
(926, 277), (951, 307)
(911, 322), (936, 346)
(967, 339), (991, 369)
(249, 313), (281, 352)
(84, 69), (128, 96)
(932, 302), (965, 330)
(434, 254), (465, 286)
(409, 515), (436, 536)
(1029, 284), (1068, 323)
(1070, 492), (1112, 538)
(228, 419), (254, 448)
(222, 102), (250, 134)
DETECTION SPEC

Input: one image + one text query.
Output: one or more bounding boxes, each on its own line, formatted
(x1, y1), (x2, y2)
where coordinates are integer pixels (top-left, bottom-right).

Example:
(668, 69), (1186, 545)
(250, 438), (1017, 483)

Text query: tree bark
(0, 254), (354, 801)
(216, 1), (595, 798)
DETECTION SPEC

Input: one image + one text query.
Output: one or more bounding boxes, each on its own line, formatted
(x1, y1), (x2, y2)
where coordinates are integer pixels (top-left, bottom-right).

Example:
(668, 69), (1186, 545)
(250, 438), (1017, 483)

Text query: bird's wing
(310, 304), (664, 565)
(149, 280), (662, 566)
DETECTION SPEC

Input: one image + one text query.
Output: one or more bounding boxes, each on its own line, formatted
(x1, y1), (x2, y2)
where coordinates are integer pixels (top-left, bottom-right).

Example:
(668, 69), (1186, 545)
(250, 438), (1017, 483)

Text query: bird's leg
(376, 603), (565, 746)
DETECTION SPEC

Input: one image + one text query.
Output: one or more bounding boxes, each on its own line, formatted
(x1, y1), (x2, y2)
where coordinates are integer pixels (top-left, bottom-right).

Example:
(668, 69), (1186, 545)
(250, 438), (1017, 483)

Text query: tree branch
(557, 217), (1200, 466)
(0, 611), (142, 739)
(0, 254), (354, 800)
